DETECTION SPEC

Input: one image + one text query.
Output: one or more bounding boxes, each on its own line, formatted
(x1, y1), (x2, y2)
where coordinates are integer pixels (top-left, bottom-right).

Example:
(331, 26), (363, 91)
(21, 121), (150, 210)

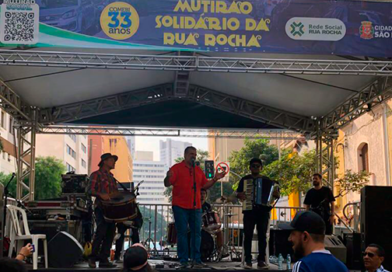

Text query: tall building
(0, 110), (17, 174)
(36, 133), (88, 174)
(89, 135), (133, 182)
(160, 139), (192, 168)
(126, 136), (136, 158)
(133, 159), (167, 206)
(135, 151), (153, 161)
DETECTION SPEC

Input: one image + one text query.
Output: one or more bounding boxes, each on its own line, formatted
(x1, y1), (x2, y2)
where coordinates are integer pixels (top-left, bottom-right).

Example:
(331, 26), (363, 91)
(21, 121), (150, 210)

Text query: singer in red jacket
(164, 146), (225, 268)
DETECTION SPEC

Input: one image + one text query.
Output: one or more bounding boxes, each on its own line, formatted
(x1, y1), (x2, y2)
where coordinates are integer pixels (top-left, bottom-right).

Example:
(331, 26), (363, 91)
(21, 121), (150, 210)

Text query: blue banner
(0, 0), (392, 57)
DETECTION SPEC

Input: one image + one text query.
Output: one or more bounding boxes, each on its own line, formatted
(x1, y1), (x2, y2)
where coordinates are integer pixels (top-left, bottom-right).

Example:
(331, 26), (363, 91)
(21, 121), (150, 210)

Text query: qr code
(3, 11), (35, 42)
(0, 3), (39, 44)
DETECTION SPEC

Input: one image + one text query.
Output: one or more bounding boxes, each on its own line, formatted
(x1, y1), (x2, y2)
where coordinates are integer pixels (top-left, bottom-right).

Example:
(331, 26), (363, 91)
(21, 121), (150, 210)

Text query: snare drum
(202, 211), (221, 233)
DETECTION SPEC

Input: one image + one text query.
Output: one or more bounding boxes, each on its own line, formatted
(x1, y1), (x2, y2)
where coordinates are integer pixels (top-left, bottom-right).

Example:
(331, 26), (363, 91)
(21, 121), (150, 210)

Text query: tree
(229, 138), (279, 178)
(33, 156), (66, 200)
(138, 206), (168, 243)
(0, 172), (16, 197)
(262, 150), (316, 196)
(334, 170), (370, 198)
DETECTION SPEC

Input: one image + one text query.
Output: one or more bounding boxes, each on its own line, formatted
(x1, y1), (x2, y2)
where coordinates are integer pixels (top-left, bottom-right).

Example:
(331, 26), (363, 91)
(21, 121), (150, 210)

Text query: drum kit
(166, 196), (237, 262)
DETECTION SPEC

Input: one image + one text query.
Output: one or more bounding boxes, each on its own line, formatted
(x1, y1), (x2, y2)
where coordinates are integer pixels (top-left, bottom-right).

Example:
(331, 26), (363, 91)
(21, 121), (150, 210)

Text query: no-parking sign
(216, 162), (230, 182)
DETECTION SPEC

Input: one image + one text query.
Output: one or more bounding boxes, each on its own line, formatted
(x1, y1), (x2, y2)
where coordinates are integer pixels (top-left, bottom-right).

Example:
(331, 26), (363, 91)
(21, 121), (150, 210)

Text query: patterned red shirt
(88, 168), (118, 196)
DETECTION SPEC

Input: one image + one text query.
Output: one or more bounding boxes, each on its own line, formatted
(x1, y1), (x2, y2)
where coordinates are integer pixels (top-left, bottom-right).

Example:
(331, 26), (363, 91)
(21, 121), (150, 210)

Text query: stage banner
(0, 0), (392, 57)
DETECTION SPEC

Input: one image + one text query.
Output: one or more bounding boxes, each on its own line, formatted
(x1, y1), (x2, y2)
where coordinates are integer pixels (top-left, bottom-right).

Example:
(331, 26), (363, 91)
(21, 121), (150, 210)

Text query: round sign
(216, 162), (230, 174)
(100, 2), (140, 40)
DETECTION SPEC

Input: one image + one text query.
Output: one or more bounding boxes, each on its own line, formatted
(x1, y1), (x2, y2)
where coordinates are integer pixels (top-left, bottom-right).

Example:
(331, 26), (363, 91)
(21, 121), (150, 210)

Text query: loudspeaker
(48, 231), (83, 268)
(324, 235), (346, 263)
(361, 186), (392, 271)
(269, 229), (294, 260)
(344, 233), (363, 270)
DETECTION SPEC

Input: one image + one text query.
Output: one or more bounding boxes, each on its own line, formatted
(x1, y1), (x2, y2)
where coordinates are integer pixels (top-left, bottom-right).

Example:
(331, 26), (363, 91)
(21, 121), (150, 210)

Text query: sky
(135, 136), (208, 161)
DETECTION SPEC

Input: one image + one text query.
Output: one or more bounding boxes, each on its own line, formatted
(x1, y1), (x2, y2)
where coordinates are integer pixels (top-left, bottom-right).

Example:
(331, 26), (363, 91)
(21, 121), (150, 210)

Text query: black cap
(98, 153), (118, 167)
(278, 211), (326, 235)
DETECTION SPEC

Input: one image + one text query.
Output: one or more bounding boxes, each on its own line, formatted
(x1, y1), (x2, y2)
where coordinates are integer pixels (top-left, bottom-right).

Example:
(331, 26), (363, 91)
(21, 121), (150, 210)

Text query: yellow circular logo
(100, 2), (139, 40)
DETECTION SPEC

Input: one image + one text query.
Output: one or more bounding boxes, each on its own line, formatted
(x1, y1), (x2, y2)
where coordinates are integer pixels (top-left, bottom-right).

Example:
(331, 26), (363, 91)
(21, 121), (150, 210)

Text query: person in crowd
(164, 146), (226, 268)
(0, 258), (27, 272)
(236, 158), (279, 269)
(279, 211), (348, 272)
(304, 173), (335, 235)
(201, 188), (224, 258)
(122, 243), (156, 272)
(15, 243), (33, 262)
(87, 153), (120, 268)
(364, 244), (390, 272)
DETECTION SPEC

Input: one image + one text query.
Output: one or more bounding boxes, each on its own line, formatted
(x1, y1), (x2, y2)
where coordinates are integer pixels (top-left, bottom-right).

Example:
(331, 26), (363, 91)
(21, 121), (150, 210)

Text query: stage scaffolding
(0, 50), (391, 201)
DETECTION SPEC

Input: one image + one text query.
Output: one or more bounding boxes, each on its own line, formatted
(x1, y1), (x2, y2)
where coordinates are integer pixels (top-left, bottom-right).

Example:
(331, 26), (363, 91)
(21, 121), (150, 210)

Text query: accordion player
(241, 176), (280, 211)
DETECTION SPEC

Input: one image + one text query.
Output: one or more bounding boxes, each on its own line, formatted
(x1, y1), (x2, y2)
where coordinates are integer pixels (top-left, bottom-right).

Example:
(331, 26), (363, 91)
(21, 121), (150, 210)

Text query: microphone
(191, 158), (196, 167)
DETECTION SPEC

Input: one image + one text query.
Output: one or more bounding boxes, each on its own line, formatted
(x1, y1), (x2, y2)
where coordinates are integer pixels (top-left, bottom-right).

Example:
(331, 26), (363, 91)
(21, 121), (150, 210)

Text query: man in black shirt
(304, 173), (335, 235)
(236, 158), (278, 269)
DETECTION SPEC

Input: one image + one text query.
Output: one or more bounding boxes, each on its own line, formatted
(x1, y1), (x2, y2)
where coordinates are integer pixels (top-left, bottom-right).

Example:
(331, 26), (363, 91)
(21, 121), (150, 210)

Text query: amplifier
(325, 235), (347, 264)
(344, 233), (363, 270)
(269, 229), (294, 260)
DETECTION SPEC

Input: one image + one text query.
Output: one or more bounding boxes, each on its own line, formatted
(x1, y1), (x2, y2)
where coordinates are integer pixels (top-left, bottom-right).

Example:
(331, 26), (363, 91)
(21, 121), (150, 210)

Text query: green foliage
(229, 139), (280, 178)
(335, 170), (370, 198)
(33, 156), (66, 200)
(0, 172), (16, 197)
(138, 206), (167, 242)
(262, 150), (316, 196)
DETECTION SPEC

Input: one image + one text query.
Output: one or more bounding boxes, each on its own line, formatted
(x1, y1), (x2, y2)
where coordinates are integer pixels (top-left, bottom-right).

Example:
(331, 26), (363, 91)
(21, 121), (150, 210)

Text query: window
(9, 116), (14, 134)
(2, 152), (5, 160)
(66, 145), (76, 159)
(7, 153), (11, 162)
(358, 143), (369, 172)
(81, 143), (87, 153)
(66, 163), (76, 173)
(68, 134), (76, 142)
(1, 111), (5, 129)
(81, 159), (86, 168)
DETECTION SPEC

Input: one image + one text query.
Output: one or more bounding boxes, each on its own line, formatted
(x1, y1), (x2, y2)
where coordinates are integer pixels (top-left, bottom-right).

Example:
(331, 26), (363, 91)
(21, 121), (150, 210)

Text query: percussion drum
(202, 211), (221, 234)
(101, 192), (137, 222)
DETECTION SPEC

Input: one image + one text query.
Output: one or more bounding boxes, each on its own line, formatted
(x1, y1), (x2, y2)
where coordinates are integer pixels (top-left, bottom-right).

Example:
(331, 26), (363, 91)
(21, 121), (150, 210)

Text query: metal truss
(187, 85), (314, 133)
(39, 83), (314, 133)
(0, 80), (32, 121)
(16, 110), (37, 201)
(316, 133), (335, 188)
(0, 50), (392, 76)
(38, 125), (303, 140)
(321, 77), (392, 132)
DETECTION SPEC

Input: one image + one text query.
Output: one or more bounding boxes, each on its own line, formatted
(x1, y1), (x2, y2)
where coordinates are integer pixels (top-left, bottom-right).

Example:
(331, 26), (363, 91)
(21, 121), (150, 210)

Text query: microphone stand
(192, 159), (197, 267)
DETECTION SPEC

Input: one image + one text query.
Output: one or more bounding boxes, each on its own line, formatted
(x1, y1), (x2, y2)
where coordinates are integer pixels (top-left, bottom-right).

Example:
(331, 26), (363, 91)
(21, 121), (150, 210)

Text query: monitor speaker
(361, 186), (392, 271)
(48, 231), (83, 268)
(324, 235), (346, 263)
(344, 232), (363, 270)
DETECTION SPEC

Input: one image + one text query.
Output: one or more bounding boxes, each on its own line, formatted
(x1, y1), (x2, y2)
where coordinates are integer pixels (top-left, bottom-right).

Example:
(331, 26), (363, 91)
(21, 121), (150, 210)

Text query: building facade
(160, 139), (192, 169)
(0, 110), (17, 175)
(89, 135), (133, 182)
(36, 133), (88, 174)
(133, 159), (167, 206)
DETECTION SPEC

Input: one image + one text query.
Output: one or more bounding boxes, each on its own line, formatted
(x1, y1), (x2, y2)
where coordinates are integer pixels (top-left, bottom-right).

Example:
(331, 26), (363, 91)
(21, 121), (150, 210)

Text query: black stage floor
(28, 260), (287, 272)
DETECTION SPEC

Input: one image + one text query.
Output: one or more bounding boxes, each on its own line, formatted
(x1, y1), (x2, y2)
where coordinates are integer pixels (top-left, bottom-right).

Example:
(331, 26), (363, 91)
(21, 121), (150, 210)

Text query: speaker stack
(361, 186), (392, 271)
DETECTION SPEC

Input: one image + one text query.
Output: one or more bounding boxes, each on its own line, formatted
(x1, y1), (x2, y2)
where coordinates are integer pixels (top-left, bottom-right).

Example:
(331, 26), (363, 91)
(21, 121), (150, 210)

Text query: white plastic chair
(7, 205), (48, 270)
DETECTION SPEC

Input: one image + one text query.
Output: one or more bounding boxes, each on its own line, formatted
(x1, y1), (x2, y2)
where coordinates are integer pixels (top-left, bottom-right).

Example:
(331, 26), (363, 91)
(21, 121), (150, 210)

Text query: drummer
(87, 153), (120, 269)
(201, 189), (224, 258)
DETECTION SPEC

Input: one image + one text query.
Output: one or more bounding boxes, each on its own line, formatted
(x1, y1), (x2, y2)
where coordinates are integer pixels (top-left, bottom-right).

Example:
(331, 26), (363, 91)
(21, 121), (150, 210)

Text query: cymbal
(215, 195), (236, 204)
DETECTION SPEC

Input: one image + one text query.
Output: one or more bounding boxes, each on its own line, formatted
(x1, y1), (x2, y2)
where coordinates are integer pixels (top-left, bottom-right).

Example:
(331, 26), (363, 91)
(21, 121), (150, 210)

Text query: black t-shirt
(202, 202), (212, 214)
(304, 187), (335, 218)
(237, 174), (272, 213)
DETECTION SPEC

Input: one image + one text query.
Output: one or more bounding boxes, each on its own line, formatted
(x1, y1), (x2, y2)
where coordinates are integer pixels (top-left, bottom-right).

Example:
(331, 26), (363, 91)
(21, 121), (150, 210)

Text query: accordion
(242, 177), (278, 211)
